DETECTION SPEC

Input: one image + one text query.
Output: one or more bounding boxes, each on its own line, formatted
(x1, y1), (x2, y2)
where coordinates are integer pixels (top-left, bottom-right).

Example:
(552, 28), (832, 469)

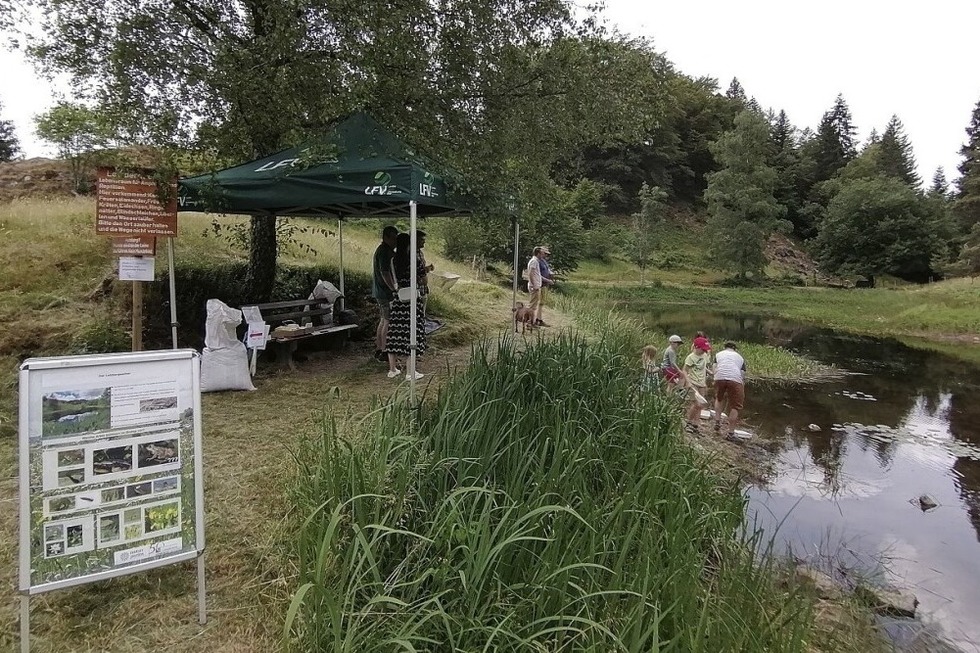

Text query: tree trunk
(246, 215), (277, 301)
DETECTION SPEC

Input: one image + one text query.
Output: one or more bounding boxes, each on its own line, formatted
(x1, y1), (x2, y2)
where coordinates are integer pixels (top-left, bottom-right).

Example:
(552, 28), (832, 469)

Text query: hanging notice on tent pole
(19, 349), (205, 595)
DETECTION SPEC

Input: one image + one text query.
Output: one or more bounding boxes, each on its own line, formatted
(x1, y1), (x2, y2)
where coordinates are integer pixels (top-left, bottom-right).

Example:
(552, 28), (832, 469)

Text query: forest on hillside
(1, 0), (979, 293)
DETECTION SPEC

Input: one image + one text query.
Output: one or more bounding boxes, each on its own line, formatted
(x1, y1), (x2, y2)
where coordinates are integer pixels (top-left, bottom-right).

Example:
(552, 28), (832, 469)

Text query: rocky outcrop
(856, 585), (918, 618)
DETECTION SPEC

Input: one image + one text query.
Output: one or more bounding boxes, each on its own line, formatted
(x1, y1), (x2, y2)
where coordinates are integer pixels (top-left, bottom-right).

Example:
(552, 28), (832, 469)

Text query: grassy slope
(563, 215), (980, 362)
(0, 198), (883, 652)
(0, 199), (552, 652)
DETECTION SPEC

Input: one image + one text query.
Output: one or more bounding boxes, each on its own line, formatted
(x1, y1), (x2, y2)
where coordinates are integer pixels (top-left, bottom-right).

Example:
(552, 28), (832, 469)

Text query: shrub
(70, 318), (130, 354)
(581, 222), (627, 262)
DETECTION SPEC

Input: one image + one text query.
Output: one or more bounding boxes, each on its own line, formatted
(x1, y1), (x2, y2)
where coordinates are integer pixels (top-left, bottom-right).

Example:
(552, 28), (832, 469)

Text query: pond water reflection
(624, 304), (980, 652)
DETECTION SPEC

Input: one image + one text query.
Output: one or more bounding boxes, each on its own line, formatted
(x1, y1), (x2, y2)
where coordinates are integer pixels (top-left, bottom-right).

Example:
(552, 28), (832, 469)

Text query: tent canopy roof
(178, 113), (473, 218)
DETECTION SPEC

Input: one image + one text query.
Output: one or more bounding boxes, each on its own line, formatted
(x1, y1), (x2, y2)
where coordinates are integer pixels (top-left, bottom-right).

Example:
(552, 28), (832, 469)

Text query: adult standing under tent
(178, 112), (475, 402)
(372, 226), (399, 362)
(416, 230), (433, 318)
(384, 232), (426, 380)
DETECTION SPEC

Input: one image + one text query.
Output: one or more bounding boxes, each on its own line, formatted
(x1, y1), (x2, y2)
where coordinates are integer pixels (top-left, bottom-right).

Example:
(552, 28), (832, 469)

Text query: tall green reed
(285, 332), (813, 652)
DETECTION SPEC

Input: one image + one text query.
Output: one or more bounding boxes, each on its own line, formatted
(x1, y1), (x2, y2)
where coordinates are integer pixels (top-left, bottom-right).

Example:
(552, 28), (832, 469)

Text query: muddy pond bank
(624, 304), (980, 652)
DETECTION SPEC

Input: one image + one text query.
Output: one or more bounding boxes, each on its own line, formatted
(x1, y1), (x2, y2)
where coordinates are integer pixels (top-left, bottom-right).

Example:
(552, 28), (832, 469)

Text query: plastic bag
(204, 299), (243, 349)
(307, 280), (344, 326)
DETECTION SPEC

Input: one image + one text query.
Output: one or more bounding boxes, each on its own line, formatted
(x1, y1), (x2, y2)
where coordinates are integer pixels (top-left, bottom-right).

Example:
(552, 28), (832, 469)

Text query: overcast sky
(600, 0), (980, 183)
(3, 0), (979, 184)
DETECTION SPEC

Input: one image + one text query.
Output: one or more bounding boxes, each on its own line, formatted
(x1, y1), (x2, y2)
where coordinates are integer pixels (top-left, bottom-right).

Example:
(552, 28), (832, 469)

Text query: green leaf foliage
(34, 102), (116, 192)
(286, 333), (816, 652)
(813, 176), (935, 281)
(0, 99), (19, 162)
(705, 110), (787, 278)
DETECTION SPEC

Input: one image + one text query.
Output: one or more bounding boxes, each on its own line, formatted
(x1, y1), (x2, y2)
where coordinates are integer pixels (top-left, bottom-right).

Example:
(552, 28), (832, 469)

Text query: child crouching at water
(640, 345), (659, 391)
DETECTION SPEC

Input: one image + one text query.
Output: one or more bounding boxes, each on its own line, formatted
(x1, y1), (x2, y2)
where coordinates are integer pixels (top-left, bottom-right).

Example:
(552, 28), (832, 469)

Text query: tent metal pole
(512, 218), (520, 311)
(168, 237), (178, 349)
(409, 201), (418, 406)
(338, 219), (345, 311)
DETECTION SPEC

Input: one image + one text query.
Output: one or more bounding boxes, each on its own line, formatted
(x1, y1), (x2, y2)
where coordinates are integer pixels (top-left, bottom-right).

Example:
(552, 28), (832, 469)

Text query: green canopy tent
(178, 112), (477, 398)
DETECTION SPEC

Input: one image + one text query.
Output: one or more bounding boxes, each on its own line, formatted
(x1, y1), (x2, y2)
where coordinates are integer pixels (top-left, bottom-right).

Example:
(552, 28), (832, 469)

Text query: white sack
(306, 280), (344, 326)
(201, 344), (255, 392)
(204, 299), (243, 349)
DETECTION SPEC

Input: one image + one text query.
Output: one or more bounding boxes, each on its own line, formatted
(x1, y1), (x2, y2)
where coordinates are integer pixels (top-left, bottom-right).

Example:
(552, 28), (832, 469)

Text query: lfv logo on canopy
(419, 171), (439, 198)
(254, 149), (339, 172)
(364, 171), (403, 196)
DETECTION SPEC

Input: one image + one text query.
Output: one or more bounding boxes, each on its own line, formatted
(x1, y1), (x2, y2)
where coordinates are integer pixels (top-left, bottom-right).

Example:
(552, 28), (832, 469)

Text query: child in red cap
(682, 335), (712, 432)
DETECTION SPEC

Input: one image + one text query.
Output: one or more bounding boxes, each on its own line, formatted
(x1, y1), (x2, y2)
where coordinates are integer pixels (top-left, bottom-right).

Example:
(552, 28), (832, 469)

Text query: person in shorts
(662, 335), (687, 388)
(536, 246), (553, 326)
(713, 340), (746, 440)
(372, 226), (398, 361)
(526, 246), (553, 316)
(683, 336), (711, 432)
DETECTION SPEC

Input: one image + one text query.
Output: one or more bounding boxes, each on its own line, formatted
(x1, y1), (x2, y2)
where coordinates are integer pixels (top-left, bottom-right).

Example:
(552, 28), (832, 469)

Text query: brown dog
(513, 302), (535, 333)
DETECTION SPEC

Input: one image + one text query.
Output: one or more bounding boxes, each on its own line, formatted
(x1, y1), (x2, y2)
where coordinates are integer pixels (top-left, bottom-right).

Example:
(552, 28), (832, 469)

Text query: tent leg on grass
(409, 201), (418, 406)
(512, 218), (520, 311)
(338, 218), (346, 311)
(168, 237), (178, 349)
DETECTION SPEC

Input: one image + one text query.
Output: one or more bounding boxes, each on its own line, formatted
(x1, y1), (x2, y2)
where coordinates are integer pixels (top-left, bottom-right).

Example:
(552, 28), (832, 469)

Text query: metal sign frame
(18, 349), (206, 652)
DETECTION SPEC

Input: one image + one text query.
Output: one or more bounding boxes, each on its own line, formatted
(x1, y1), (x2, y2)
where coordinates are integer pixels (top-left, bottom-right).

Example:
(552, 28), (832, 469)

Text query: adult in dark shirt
(372, 226), (399, 360)
(384, 232), (426, 380)
(417, 230), (433, 317)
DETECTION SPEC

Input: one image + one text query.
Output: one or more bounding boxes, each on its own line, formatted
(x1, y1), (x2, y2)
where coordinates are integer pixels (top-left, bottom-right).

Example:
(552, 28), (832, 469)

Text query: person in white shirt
(713, 340), (746, 440)
(526, 246), (553, 317)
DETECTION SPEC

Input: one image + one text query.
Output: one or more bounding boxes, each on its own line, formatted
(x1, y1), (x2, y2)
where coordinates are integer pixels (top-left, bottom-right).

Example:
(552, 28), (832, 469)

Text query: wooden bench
(241, 298), (357, 370)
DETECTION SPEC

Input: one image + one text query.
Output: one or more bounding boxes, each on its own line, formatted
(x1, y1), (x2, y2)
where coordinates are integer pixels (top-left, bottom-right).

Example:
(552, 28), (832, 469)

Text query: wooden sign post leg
(20, 595), (29, 653)
(132, 280), (143, 352)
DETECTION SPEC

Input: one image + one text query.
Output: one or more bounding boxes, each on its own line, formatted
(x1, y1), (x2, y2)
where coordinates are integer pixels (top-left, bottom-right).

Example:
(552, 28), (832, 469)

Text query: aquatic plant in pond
(286, 334), (815, 652)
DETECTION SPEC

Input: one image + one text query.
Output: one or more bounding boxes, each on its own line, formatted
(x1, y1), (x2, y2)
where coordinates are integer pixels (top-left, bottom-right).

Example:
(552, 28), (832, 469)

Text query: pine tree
(877, 115), (920, 188)
(770, 110), (794, 150)
(768, 109), (805, 236)
(726, 77), (747, 104)
(953, 98), (980, 230)
(930, 167), (949, 198)
(0, 99), (19, 162)
(705, 110), (788, 278)
(811, 94), (857, 183)
(865, 128), (880, 148)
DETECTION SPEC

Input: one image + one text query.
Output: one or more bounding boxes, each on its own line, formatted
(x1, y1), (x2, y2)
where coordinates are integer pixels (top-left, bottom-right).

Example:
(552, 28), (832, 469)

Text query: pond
(625, 304), (980, 653)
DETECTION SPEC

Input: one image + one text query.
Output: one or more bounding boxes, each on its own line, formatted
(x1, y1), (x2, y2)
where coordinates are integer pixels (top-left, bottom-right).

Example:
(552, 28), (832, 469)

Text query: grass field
(0, 196), (891, 652)
(584, 282), (980, 345)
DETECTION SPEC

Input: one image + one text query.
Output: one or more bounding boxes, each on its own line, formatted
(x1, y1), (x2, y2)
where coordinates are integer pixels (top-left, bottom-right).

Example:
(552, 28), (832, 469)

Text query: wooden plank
(247, 299), (320, 311)
(268, 323), (357, 342)
(262, 309), (333, 323)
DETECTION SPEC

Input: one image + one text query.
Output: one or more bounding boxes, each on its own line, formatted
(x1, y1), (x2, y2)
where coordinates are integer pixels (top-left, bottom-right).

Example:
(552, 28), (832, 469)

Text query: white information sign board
(18, 350), (206, 649)
(118, 256), (156, 281)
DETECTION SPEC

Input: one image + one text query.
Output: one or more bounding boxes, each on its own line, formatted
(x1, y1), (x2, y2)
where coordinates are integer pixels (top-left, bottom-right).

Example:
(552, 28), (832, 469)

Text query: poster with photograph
(19, 350), (204, 594)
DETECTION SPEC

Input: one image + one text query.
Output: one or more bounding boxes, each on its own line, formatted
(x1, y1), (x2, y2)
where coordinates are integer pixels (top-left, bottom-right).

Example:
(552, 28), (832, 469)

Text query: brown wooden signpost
(96, 168), (177, 237)
(96, 168), (178, 352)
